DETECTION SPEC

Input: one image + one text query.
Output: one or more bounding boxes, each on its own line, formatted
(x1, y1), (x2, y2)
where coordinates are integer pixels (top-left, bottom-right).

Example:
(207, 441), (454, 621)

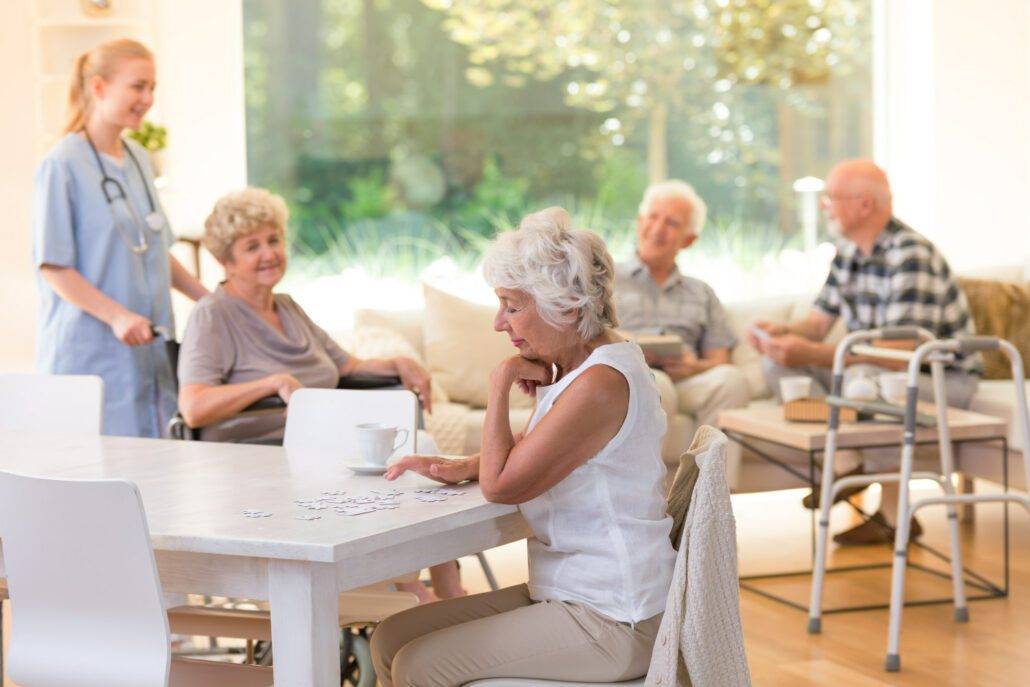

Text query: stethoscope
(83, 130), (165, 254)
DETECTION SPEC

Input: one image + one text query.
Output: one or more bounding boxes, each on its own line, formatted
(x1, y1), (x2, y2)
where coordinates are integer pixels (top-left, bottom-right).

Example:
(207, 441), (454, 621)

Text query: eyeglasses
(819, 192), (863, 206)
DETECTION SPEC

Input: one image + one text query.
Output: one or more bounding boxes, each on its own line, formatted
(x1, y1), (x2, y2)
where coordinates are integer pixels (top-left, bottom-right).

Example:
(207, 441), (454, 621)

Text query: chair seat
(465, 679), (645, 687)
(169, 657), (272, 687)
(168, 588), (420, 640)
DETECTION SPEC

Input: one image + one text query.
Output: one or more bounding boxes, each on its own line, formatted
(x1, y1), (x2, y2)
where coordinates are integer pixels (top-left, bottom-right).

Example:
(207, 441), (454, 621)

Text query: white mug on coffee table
(779, 375), (813, 403)
(355, 423), (409, 466)
(877, 372), (910, 405)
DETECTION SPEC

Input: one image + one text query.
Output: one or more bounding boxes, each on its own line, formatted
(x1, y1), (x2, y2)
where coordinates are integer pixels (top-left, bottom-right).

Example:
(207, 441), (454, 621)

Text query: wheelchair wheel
(340, 627), (376, 687)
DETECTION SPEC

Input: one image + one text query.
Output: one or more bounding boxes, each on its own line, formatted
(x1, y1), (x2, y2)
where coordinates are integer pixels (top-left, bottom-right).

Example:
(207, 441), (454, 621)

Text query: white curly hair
(482, 206), (618, 340)
(203, 187), (289, 262)
(638, 180), (707, 236)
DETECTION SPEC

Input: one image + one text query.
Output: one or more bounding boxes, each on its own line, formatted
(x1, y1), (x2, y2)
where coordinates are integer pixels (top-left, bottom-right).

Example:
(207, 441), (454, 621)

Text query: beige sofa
(341, 276), (1028, 494)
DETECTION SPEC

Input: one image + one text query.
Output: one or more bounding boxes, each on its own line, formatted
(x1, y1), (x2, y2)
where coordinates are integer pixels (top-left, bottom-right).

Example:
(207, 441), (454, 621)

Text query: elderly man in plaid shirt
(748, 159), (981, 545)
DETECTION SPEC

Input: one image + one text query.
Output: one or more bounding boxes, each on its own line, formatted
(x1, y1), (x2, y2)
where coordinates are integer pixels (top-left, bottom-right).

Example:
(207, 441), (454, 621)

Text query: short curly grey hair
(203, 187), (289, 262)
(638, 180), (707, 236)
(482, 207), (618, 340)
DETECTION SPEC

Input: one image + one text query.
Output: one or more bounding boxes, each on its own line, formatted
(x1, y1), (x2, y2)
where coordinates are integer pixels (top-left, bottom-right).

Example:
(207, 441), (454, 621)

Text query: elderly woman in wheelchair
(177, 187), (464, 601)
(177, 187), (431, 444)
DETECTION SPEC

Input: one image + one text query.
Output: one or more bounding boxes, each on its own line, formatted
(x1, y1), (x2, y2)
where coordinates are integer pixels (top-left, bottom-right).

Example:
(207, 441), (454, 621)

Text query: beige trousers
(370, 584), (661, 687)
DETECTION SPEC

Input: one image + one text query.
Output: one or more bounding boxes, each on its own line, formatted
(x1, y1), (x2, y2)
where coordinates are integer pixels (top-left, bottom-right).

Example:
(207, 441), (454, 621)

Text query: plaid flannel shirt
(814, 218), (982, 374)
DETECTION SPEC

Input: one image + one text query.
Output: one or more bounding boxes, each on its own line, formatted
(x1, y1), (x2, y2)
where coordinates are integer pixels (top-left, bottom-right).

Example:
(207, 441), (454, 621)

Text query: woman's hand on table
(394, 356), (433, 413)
(491, 356), (552, 397)
(384, 455), (477, 484)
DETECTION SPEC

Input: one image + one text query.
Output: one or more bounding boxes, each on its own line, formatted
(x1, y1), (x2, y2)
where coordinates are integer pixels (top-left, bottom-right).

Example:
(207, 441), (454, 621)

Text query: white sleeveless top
(519, 341), (675, 623)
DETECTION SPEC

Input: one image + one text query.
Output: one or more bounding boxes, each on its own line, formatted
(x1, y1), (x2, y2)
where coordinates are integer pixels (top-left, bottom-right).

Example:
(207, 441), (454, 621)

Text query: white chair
(0, 373), (103, 678)
(0, 373), (103, 434)
(283, 387), (420, 455)
(0, 470), (271, 687)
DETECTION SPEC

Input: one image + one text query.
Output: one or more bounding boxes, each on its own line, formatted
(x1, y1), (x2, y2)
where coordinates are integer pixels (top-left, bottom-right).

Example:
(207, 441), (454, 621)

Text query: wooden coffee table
(717, 404), (1012, 615)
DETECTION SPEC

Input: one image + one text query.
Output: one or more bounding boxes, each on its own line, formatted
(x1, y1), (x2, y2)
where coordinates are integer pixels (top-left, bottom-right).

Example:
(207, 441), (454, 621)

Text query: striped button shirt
(814, 218), (981, 374)
(615, 255), (737, 357)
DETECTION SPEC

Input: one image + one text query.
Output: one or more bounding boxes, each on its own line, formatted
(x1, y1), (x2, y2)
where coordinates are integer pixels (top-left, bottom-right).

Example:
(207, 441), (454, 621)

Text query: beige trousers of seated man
(653, 364), (750, 487)
(371, 584), (661, 687)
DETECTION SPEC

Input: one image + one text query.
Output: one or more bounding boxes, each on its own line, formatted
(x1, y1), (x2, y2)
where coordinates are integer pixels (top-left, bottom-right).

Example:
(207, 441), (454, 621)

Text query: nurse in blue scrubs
(33, 39), (208, 437)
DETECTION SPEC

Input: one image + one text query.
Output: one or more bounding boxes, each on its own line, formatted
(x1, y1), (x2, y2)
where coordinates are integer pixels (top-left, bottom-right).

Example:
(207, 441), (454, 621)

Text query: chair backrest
(283, 388), (419, 459)
(0, 471), (170, 687)
(0, 373), (103, 435)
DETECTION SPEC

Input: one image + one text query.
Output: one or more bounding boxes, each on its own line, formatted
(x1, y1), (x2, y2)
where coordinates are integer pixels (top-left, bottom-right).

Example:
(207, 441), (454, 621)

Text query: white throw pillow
(422, 283), (535, 409)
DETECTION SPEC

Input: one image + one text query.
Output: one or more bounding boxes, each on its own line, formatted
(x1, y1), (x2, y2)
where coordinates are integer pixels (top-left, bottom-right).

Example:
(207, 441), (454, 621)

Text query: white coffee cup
(355, 423), (409, 466)
(779, 376), (813, 403)
(878, 372), (910, 405)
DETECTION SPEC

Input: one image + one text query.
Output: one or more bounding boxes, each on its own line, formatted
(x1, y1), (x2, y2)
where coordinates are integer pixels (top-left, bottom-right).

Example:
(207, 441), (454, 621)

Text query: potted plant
(127, 120), (168, 176)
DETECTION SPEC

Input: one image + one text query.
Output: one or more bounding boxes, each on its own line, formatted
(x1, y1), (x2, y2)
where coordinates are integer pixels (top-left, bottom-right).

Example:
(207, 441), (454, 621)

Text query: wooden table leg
(268, 560), (340, 687)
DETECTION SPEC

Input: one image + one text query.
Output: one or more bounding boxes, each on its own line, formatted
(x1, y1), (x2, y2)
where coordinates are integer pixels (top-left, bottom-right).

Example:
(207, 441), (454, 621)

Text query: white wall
(880, 0), (1030, 276)
(152, 0), (247, 237)
(0, 1), (41, 370)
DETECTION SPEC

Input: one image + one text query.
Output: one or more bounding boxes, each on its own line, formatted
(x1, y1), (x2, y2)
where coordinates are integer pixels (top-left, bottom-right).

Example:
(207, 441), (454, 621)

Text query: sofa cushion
(422, 284), (534, 409)
(353, 308), (426, 359)
(957, 277), (1030, 380)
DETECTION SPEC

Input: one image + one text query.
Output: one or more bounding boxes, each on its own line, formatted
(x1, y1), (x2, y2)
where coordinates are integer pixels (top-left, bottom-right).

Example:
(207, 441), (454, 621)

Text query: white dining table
(0, 430), (530, 686)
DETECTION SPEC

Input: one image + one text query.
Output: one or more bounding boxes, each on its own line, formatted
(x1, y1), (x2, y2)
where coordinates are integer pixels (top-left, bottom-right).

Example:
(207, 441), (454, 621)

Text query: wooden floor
(2, 481), (1026, 686)
(458, 479), (1030, 687)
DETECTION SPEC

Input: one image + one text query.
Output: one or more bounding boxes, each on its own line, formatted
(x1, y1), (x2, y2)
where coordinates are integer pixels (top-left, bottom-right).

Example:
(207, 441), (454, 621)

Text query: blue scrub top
(33, 133), (177, 438)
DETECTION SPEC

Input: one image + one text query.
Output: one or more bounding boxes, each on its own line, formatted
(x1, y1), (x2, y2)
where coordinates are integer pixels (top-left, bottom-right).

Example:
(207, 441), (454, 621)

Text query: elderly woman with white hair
(372, 207), (675, 686)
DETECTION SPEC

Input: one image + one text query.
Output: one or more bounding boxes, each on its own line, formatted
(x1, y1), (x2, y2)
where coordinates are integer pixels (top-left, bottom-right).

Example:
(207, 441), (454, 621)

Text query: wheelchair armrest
(336, 374), (403, 390)
(241, 396), (287, 412)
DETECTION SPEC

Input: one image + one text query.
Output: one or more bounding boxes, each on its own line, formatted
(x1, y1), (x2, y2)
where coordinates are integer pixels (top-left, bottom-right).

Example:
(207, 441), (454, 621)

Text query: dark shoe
(832, 511), (923, 546)
(802, 465), (867, 510)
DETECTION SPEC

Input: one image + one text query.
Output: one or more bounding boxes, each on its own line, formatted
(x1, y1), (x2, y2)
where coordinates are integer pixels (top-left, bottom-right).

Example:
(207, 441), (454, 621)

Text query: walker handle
(878, 327), (921, 340)
(955, 336), (1000, 353)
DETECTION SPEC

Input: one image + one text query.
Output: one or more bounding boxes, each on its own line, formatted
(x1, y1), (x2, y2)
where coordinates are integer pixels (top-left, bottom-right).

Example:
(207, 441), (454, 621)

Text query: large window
(243, 0), (872, 325)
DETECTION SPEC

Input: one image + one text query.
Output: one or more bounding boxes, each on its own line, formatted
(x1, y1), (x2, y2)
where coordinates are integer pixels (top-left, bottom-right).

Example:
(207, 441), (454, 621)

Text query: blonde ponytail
(63, 39), (154, 135)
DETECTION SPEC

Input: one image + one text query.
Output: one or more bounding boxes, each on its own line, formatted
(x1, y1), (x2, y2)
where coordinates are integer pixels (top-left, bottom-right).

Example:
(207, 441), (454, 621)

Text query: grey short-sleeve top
(178, 285), (350, 443)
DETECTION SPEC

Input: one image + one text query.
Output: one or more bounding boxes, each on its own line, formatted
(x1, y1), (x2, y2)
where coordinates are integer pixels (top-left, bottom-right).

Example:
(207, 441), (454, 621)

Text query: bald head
(823, 159), (893, 245)
(827, 159), (892, 210)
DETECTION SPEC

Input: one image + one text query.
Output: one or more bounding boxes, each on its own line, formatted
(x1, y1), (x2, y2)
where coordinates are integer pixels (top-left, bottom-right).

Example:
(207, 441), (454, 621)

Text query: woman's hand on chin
(491, 356), (552, 397)
(384, 455), (476, 483)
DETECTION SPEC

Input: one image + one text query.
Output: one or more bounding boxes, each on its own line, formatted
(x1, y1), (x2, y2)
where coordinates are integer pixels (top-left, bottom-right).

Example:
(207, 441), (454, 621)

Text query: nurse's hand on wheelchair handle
(111, 309), (154, 346)
(265, 372), (303, 404)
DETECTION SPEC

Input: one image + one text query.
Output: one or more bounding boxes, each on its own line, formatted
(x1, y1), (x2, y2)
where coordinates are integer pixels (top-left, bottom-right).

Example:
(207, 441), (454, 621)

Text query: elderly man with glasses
(748, 159), (981, 545)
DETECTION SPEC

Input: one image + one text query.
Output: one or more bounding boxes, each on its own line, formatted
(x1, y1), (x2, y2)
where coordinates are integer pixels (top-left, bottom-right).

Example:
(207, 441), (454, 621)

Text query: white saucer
(346, 463), (388, 475)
